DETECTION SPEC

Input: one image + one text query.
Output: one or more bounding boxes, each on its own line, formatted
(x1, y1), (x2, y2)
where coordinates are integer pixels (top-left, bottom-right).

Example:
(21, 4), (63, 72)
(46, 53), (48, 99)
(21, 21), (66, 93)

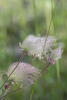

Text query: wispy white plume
(22, 35), (63, 64)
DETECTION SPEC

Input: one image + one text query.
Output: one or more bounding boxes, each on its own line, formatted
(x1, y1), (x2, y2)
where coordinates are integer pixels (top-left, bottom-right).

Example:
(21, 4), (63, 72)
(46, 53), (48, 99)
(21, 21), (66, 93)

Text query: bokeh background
(0, 0), (67, 100)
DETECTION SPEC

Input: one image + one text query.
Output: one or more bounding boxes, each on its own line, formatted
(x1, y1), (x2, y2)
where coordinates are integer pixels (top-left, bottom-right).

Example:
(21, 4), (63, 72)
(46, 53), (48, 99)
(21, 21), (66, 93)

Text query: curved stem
(0, 87), (24, 100)
(0, 52), (25, 90)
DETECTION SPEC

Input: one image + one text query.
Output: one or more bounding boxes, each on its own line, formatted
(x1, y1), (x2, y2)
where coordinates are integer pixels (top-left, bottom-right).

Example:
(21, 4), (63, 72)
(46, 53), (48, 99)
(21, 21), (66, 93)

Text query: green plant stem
(51, 0), (60, 82)
(0, 87), (24, 100)
(56, 61), (60, 82)
(30, 88), (34, 100)
(32, 0), (38, 34)
(0, 52), (24, 90)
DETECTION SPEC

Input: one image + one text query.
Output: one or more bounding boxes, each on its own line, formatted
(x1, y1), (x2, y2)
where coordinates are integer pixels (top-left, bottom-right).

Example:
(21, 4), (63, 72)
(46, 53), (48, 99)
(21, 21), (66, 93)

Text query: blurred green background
(0, 0), (67, 100)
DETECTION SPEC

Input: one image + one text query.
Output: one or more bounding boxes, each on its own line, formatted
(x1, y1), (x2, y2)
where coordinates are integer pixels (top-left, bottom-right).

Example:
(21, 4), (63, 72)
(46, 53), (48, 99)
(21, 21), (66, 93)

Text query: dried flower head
(22, 35), (63, 64)
(7, 62), (40, 87)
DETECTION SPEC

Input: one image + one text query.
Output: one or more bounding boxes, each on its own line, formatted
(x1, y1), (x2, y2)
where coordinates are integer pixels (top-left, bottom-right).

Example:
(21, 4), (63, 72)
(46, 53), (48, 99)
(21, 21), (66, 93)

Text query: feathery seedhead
(22, 35), (63, 64)
(7, 62), (40, 87)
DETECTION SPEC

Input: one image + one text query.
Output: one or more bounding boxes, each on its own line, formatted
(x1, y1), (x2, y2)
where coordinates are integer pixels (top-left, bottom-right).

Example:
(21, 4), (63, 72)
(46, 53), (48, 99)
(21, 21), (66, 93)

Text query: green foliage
(0, 0), (67, 100)
(0, 79), (3, 95)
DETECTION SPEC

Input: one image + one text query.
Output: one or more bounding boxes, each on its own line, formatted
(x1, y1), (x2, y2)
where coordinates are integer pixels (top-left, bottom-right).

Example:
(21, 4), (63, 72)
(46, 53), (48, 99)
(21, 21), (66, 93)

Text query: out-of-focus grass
(0, 0), (67, 100)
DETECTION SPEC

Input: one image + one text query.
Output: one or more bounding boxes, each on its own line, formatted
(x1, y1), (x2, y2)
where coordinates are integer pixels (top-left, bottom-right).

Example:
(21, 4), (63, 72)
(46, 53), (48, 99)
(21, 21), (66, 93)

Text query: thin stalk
(32, 0), (38, 34)
(0, 87), (24, 100)
(41, 0), (54, 73)
(30, 87), (34, 100)
(56, 60), (60, 82)
(51, 0), (60, 82)
(41, 63), (50, 74)
(0, 51), (25, 90)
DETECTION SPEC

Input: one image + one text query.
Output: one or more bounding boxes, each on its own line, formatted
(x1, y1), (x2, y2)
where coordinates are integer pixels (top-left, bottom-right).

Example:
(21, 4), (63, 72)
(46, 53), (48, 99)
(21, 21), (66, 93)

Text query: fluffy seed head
(22, 35), (63, 64)
(7, 62), (40, 86)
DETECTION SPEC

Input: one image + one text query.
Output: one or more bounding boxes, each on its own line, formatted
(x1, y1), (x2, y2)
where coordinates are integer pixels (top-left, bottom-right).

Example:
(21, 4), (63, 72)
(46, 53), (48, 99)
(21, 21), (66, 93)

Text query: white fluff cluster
(7, 62), (40, 86)
(22, 35), (63, 64)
